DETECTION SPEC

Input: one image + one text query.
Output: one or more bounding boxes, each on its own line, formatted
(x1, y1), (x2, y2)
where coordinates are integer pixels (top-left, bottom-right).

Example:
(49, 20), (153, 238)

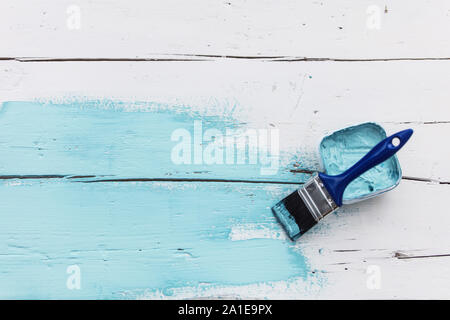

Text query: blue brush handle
(319, 128), (413, 206)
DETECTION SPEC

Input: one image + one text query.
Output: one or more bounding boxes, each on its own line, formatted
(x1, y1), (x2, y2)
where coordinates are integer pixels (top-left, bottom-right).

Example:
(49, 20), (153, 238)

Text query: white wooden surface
(1, 0), (450, 59)
(1, 0), (450, 299)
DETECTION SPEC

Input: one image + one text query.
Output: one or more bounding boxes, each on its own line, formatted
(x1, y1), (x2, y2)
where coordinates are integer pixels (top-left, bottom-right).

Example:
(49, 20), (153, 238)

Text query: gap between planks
(394, 252), (450, 260)
(328, 249), (450, 261)
(0, 175), (448, 185)
(1, 55), (450, 63)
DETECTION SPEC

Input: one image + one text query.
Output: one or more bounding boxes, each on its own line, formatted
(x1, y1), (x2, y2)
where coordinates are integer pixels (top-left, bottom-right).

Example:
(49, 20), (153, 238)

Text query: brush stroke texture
(0, 179), (312, 299)
(0, 101), (311, 182)
(0, 101), (317, 299)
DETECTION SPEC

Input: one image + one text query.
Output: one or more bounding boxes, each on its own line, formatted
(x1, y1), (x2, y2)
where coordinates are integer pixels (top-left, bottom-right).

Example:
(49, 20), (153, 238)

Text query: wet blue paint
(0, 179), (311, 299)
(0, 101), (310, 183)
(320, 123), (402, 202)
(0, 100), (317, 299)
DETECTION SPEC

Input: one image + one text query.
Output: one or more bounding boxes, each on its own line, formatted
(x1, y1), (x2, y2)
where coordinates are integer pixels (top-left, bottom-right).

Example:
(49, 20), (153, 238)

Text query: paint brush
(272, 129), (413, 240)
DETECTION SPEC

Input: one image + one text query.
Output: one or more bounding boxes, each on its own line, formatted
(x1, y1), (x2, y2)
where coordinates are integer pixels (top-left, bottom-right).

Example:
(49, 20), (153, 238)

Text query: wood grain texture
(0, 0), (449, 299)
(0, 171), (448, 299)
(1, 60), (449, 181)
(0, 98), (448, 299)
(0, 179), (313, 299)
(1, 0), (450, 59)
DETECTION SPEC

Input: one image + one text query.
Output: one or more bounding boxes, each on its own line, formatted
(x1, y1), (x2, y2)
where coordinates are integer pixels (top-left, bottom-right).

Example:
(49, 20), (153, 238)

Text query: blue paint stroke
(0, 100), (320, 299)
(0, 180), (312, 299)
(0, 101), (311, 183)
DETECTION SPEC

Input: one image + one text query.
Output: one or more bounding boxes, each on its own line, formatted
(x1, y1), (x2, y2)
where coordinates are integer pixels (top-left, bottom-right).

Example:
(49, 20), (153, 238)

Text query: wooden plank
(1, 0), (450, 59)
(0, 177), (448, 299)
(0, 60), (449, 180)
(2, 60), (448, 124)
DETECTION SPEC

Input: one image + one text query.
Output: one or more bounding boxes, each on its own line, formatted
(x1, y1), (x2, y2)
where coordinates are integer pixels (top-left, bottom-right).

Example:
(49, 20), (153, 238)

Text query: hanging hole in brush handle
(392, 137), (401, 147)
(319, 128), (414, 206)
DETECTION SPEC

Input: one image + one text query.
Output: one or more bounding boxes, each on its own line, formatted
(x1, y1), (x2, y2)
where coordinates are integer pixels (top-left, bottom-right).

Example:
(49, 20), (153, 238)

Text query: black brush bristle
(283, 191), (317, 235)
(272, 190), (317, 240)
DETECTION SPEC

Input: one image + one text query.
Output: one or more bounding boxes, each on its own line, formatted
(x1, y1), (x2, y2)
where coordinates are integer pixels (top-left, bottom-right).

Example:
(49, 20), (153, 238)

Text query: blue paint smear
(0, 180), (311, 299)
(0, 101), (310, 183)
(0, 100), (319, 299)
(320, 122), (402, 202)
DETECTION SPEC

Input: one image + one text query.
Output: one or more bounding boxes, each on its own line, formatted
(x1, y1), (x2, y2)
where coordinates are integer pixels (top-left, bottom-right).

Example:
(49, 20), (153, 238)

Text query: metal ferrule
(298, 175), (339, 222)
